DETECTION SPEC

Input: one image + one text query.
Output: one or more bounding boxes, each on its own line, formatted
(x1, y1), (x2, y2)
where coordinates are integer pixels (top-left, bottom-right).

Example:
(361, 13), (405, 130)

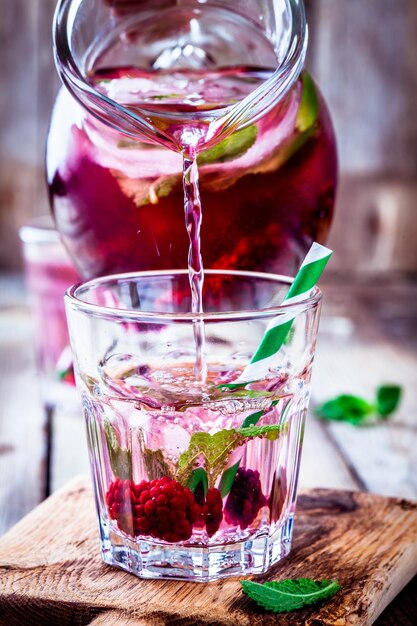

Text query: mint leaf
(177, 424), (280, 487)
(237, 424), (281, 439)
(241, 578), (341, 613)
(262, 71), (319, 170)
(241, 400), (279, 428)
(241, 409), (264, 428)
(376, 385), (402, 418)
(197, 125), (257, 166)
(112, 170), (181, 207)
(143, 447), (174, 481)
(218, 460), (240, 498)
(187, 467), (208, 496)
(218, 382), (256, 391)
(104, 420), (132, 480)
(314, 395), (374, 425)
(136, 431), (174, 481)
(315, 385), (403, 426)
(296, 72), (319, 133)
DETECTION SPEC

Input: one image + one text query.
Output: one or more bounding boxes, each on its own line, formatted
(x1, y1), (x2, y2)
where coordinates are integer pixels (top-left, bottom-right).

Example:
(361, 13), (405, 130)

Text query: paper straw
(235, 242), (332, 384)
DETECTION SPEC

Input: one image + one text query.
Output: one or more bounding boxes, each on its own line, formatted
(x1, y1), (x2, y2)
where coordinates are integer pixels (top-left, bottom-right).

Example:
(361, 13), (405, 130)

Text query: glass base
(99, 516), (294, 582)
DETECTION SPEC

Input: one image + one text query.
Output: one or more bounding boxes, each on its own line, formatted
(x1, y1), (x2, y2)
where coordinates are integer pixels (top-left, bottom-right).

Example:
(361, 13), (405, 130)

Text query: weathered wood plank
(312, 279), (417, 499)
(0, 1), (40, 270)
(0, 275), (45, 535)
(300, 413), (359, 491)
(312, 342), (417, 499)
(0, 478), (416, 625)
(375, 575), (417, 626)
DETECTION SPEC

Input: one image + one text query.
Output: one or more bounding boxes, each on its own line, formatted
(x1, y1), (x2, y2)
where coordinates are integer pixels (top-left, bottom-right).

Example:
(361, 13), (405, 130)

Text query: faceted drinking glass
(65, 270), (322, 581)
(20, 216), (80, 409)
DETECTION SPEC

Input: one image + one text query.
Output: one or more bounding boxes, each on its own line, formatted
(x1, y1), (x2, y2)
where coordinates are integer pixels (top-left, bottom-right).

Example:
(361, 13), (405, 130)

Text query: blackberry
(224, 467), (267, 529)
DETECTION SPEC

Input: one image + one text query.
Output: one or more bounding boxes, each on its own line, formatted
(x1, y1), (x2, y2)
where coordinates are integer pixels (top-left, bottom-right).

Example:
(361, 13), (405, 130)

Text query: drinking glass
(20, 216), (80, 409)
(65, 270), (322, 581)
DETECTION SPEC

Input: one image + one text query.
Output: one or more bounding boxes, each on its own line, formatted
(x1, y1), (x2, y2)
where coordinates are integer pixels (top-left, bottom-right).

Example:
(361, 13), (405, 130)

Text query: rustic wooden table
(0, 273), (416, 624)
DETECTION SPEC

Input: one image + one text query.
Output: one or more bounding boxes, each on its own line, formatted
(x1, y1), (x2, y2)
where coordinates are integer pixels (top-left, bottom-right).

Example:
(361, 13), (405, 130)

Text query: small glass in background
(19, 216), (83, 492)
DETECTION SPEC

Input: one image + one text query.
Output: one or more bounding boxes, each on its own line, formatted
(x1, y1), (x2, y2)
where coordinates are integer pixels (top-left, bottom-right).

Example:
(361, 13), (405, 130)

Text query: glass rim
(53, 0), (307, 145)
(65, 269), (322, 323)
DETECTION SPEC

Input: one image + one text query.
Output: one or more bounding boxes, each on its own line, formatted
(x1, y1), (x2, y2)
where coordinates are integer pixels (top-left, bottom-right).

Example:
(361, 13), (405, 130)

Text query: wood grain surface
(0, 275), (46, 535)
(0, 477), (416, 626)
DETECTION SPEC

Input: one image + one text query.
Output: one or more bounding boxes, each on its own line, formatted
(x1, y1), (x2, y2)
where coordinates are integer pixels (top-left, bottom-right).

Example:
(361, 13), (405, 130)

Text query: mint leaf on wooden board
(241, 578), (341, 613)
(197, 125), (257, 166)
(314, 395), (374, 425)
(376, 384), (402, 418)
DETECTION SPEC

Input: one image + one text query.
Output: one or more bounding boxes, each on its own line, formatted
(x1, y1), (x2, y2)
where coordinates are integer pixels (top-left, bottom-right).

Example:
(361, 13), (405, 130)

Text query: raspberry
(192, 484), (223, 537)
(106, 476), (196, 542)
(224, 467), (267, 530)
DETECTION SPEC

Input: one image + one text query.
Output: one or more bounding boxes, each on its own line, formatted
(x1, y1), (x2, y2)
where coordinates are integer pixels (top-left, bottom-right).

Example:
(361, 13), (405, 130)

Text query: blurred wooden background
(0, 0), (417, 273)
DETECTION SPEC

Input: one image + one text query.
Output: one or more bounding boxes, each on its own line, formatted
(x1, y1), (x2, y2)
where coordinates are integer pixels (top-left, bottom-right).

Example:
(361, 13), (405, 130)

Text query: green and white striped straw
(236, 242), (332, 384)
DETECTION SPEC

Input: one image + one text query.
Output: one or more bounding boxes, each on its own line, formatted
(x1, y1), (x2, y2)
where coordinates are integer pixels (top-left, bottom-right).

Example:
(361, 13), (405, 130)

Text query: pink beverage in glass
(65, 270), (323, 581)
(20, 217), (80, 400)
(48, 3), (337, 282)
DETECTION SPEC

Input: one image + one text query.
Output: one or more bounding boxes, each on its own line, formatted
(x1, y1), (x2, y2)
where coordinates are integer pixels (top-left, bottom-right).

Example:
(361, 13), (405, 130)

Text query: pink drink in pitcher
(48, 67), (336, 281)
(48, 2), (337, 284)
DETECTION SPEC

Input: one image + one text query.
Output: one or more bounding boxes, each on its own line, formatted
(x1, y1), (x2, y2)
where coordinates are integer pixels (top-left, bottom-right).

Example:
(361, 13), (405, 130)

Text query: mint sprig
(241, 578), (341, 613)
(176, 424), (281, 488)
(315, 384), (402, 425)
(315, 395), (374, 425)
(376, 385), (402, 418)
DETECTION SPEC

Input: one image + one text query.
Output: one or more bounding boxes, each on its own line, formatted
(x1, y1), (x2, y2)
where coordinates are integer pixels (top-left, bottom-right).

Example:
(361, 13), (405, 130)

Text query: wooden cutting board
(0, 477), (416, 626)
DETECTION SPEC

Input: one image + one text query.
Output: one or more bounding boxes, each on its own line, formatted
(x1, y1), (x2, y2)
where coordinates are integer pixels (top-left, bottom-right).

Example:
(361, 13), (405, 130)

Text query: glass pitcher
(47, 0), (337, 279)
